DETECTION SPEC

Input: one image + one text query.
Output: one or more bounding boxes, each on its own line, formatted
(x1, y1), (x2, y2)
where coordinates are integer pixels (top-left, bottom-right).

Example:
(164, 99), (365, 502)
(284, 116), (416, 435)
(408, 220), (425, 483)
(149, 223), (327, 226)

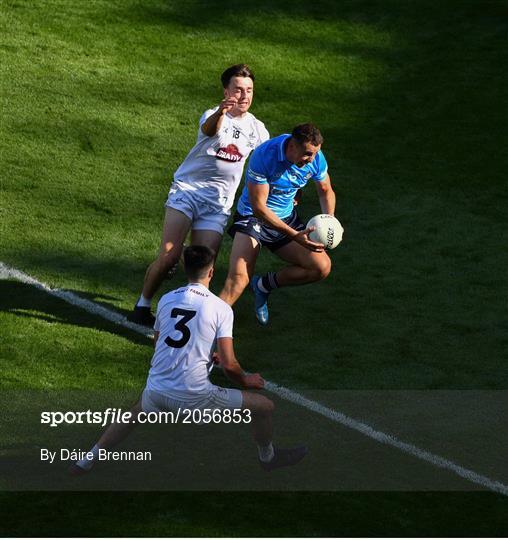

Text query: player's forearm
(319, 189), (336, 215)
(252, 204), (298, 237)
(201, 109), (225, 137)
(222, 362), (248, 387)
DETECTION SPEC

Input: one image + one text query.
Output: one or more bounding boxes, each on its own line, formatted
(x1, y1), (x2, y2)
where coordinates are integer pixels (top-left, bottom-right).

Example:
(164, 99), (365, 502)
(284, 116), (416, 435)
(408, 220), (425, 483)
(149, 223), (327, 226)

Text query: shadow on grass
(0, 280), (149, 347)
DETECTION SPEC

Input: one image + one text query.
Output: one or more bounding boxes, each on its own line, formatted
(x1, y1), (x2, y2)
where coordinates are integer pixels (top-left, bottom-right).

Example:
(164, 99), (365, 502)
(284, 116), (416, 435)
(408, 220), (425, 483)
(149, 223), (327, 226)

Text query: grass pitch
(1, 0), (507, 536)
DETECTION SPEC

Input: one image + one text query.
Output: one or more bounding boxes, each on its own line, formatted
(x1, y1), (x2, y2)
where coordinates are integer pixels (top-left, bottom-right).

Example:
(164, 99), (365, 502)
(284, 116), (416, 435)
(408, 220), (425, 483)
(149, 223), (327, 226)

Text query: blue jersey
(237, 134), (328, 219)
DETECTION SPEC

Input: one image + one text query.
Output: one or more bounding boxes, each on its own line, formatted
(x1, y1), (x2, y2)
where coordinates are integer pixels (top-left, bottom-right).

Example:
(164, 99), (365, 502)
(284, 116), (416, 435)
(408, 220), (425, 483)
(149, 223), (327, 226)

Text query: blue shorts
(228, 209), (305, 252)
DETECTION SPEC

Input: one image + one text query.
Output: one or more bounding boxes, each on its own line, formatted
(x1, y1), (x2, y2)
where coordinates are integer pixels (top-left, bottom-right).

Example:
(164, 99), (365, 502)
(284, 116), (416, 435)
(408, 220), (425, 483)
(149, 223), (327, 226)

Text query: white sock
(257, 442), (275, 463)
(136, 294), (152, 308)
(257, 278), (269, 294)
(76, 444), (100, 471)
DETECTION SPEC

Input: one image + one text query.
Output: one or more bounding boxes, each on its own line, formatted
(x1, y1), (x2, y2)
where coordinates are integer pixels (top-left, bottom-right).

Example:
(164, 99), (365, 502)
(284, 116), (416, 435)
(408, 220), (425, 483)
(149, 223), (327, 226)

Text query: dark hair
(183, 245), (215, 280)
(291, 123), (324, 146)
(221, 64), (255, 88)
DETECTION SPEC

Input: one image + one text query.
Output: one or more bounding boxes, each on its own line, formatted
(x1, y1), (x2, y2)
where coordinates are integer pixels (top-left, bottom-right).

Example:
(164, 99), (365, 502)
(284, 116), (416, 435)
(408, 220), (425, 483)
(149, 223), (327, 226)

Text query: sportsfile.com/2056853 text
(40, 408), (252, 427)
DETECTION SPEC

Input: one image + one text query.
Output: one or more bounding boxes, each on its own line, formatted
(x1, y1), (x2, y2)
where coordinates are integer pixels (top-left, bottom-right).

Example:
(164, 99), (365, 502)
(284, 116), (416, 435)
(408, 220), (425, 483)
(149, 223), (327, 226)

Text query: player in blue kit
(219, 123), (337, 324)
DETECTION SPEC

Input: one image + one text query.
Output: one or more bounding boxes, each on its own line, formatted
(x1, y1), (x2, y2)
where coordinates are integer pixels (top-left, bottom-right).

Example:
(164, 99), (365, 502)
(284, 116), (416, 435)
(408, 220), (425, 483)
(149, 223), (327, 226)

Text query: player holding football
(130, 64), (269, 327)
(71, 246), (307, 474)
(219, 123), (336, 324)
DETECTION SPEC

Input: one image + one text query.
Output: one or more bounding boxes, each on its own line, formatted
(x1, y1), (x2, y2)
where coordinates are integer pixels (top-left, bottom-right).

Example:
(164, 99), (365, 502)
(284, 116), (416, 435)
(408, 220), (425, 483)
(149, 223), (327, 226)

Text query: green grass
(1, 0), (507, 536)
(1, 492), (507, 537)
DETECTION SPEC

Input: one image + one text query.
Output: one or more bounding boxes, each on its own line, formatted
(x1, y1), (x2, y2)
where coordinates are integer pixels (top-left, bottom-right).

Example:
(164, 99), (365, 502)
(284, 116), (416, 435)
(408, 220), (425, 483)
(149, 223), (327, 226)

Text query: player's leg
(191, 229), (223, 258)
(96, 399), (143, 450)
(250, 242), (331, 325)
(241, 391), (274, 447)
(130, 207), (192, 326)
(219, 232), (260, 306)
(69, 399), (143, 475)
(190, 201), (228, 258)
(273, 241), (332, 286)
(143, 207), (192, 298)
(241, 391), (308, 470)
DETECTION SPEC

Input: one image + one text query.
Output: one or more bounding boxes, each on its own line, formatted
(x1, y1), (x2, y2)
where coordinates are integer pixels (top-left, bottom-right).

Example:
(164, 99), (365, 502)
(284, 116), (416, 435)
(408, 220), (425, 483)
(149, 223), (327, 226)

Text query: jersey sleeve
(198, 108), (218, 127)
(246, 146), (269, 185)
(216, 304), (234, 339)
(312, 151), (329, 182)
(255, 120), (270, 147)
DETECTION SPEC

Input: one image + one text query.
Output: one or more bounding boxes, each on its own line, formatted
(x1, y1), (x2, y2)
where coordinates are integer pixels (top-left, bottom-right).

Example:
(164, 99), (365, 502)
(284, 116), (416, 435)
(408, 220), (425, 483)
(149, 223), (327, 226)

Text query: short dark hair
(183, 245), (215, 281)
(221, 64), (255, 88)
(291, 123), (324, 146)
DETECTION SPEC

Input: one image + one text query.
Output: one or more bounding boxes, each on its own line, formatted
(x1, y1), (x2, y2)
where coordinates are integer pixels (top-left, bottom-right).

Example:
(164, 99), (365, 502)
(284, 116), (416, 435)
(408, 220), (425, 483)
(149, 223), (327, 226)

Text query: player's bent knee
(242, 393), (274, 417)
(321, 256), (332, 279)
(311, 255), (331, 281)
(228, 271), (250, 293)
(157, 249), (180, 272)
(254, 396), (274, 417)
(263, 398), (275, 415)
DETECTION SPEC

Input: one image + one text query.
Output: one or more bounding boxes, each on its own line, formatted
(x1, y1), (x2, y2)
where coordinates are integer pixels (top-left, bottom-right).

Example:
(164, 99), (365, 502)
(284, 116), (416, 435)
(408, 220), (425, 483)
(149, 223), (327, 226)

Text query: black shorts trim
(227, 209), (305, 252)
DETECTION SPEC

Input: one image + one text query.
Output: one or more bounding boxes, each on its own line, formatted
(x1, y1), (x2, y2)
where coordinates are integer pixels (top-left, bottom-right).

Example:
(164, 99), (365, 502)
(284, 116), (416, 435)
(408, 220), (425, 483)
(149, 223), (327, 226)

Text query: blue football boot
(250, 275), (270, 325)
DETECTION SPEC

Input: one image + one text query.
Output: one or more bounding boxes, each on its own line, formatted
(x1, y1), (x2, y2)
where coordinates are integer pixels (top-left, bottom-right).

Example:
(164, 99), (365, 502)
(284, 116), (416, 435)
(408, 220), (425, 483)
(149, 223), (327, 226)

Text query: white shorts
(141, 385), (243, 414)
(165, 188), (229, 234)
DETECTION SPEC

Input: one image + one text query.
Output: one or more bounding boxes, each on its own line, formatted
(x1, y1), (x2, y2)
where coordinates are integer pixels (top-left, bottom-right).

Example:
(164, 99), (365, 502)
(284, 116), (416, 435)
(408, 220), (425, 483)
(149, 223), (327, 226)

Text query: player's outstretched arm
(201, 98), (238, 137)
(315, 174), (336, 215)
(217, 337), (264, 389)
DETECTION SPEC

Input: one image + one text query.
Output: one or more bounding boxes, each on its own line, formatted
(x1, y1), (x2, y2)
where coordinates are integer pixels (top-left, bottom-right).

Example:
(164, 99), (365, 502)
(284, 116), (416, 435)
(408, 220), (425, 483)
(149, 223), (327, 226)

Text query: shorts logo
(216, 144), (243, 162)
(253, 223), (261, 233)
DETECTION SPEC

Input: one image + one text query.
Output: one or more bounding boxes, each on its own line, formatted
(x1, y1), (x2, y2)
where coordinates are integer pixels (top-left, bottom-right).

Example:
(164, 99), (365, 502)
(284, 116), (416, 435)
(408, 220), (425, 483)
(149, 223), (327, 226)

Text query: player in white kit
(130, 64), (269, 327)
(72, 246), (307, 474)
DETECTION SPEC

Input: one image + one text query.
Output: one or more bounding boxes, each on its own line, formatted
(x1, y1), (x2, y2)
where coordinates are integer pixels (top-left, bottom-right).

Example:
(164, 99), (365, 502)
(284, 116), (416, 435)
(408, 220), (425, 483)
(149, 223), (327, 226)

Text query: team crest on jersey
(216, 144), (244, 162)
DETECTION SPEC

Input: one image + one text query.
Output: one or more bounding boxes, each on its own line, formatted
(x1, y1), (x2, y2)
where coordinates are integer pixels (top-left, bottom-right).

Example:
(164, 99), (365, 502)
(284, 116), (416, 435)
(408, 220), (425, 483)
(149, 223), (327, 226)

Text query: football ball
(307, 214), (344, 249)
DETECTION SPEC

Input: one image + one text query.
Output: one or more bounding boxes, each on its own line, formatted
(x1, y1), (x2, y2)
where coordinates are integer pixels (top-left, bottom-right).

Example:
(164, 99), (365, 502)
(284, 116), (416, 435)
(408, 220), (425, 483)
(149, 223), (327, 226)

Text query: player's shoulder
(246, 111), (267, 129)
(256, 133), (285, 155)
(156, 289), (178, 315)
(312, 149), (328, 174)
(158, 285), (187, 305)
(242, 112), (267, 142)
(208, 291), (234, 316)
(250, 135), (285, 176)
(199, 107), (219, 124)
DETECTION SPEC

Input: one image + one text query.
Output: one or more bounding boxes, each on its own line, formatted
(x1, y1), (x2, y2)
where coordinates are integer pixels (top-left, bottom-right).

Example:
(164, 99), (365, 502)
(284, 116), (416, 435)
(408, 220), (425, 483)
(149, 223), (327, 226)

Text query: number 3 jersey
(171, 107), (269, 214)
(146, 283), (234, 398)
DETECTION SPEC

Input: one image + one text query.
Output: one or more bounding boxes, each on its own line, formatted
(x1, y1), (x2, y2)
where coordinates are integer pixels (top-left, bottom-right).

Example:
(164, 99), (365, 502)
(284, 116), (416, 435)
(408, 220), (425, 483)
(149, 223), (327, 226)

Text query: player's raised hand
(243, 373), (265, 389)
(219, 96), (238, 114)
(293, 227), (325, 252)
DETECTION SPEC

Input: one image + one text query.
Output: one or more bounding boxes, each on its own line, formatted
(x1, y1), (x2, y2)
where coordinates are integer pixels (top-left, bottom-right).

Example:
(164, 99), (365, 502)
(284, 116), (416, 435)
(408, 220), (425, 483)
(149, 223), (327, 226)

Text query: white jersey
(146, 283), (234, 399)
(172, 107), (269, 213)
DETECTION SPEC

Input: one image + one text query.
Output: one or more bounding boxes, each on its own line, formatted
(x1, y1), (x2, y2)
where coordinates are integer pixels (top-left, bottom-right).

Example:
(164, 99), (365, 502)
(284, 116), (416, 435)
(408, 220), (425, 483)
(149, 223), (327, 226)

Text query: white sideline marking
(0, 262), (152, 338)
(1, 261), (507, 497)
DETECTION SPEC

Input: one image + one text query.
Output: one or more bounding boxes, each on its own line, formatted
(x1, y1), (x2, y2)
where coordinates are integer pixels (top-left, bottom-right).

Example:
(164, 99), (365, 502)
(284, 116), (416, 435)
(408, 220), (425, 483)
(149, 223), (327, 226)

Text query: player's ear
(208, 266), (214, 279)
